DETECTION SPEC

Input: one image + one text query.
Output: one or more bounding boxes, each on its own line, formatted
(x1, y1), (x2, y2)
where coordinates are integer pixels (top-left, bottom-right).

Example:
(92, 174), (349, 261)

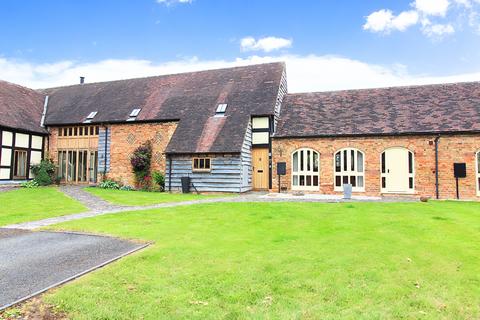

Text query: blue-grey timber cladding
(98, 127), (111, 174)
(166, 155), (246, 193)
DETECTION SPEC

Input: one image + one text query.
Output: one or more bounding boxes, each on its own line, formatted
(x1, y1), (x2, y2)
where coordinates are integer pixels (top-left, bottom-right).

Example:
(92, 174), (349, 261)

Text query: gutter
(434, 135), (441, 199)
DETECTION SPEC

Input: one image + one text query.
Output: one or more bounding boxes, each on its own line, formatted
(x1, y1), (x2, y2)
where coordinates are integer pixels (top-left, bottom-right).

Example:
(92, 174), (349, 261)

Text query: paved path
(0, 228), (146, 310)
(3, 187), (417, 230)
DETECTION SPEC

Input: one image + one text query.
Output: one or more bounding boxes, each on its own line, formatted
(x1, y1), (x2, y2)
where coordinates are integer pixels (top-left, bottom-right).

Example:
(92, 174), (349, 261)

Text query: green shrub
(152, 171), (165, 192)
(21, 180), (39, 188)
(99, 180), (120, 190)
(120, 185), (135, 191)
(30, 159), (56, 186)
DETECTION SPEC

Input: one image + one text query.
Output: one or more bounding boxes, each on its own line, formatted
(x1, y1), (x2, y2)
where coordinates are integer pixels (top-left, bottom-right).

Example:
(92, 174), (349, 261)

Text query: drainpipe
(168, 155), (172, 192)
(434, 136), (441, 199)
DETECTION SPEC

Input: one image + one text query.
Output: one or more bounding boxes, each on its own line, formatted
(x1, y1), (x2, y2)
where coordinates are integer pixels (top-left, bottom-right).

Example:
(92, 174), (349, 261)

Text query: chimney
(80, 76), (85, 84)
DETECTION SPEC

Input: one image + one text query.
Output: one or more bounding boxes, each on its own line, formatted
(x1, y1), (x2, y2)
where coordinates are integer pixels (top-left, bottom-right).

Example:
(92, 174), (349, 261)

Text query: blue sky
(1, 0), (480, 91)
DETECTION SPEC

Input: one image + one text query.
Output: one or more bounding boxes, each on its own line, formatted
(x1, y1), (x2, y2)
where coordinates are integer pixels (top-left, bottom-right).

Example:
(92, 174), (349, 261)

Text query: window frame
(333, 148), (365, 192)
(291, 148), (320, 191)
(192, 157), (212, 172)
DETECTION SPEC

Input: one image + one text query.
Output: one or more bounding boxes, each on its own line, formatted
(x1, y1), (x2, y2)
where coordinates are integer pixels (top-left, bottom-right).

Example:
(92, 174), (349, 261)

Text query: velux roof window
(215, 103), (228, 117)
(127, 108), (142, 122)
(83, 111), (98, 123)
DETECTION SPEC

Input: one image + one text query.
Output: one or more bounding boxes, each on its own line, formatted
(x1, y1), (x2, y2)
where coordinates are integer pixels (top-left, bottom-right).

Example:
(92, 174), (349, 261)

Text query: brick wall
(271, 134), (480, 200)
(48, 122), (178, 186)
(106, 122), (177, 186)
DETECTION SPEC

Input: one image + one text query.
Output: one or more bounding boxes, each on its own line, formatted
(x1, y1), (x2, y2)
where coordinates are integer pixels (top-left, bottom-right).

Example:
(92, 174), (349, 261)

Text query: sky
(1, 0), (480, 92)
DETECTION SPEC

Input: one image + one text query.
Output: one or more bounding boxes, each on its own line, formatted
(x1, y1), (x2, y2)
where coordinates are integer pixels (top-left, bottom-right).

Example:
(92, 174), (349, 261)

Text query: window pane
(199, 159), (204, 168)
(335, 176), (341, 187)
(351, 150), (355, 171)
(59, 128), (63, 136)
(381, 152), (386, 174)
(205, 159), (210, 169)
(357, 176), (364, 188)
(313, 175), (319, 186)
(307, 150), (311, 171)
(306, 175), (312, 186)
(408, 152), (413, 174)
(300, 151), (304, 171)
(343, 176), (348, 184)
(477, 152), (480, 173)
(343, 150), (347, 171)
(293, 152), (298, 172)
(382, 177), (386, 188)
(193, 159), (198, 169)
(351, 176), (356, 187)
(293, 175), (299, 186)
(335, 152), (341, 172)
(313, 152), (319, 172)
(409, 177), (414, 189)
(357, 151), (363, 173)
(299, 175), (305, 186)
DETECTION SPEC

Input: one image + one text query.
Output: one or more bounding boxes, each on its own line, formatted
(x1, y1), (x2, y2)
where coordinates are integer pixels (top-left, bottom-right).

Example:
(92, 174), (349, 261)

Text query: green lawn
(0, 187), (86, 226)
(85, 187), (230, 206)
(44, 201), (480, 319)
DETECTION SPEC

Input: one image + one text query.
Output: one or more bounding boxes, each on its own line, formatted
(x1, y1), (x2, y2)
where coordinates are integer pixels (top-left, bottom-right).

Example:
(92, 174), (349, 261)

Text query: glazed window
(193, 158), (211, 172)
(292, 148), (320, 191)
(334, 148), (365, 192)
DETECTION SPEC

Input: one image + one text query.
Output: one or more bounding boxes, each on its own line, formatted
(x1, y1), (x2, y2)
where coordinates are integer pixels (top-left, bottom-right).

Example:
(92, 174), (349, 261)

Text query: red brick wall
(272, 134), (480, 200)
(106, 122), (177, 186)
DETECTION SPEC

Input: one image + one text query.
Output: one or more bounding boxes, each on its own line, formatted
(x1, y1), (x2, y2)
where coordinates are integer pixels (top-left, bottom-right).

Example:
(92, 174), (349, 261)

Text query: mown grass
(45, 201), (480, 319)
(85, 187), (231, 206)
(0, 187), (86, 226)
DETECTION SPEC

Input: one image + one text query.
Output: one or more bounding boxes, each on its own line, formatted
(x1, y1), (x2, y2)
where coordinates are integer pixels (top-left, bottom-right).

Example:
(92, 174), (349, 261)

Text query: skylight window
(86, 111), (98, 119)
(215, 103), (228, 115)
(130, 108), (141, 117)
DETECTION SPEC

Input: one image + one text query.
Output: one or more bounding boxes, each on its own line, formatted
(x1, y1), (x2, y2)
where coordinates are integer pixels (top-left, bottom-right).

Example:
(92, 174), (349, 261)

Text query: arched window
(334, 148), (365, 192)
(381, 147), (414, 193)
(476, 151), (480, 196)
(292, 148), (319, 190)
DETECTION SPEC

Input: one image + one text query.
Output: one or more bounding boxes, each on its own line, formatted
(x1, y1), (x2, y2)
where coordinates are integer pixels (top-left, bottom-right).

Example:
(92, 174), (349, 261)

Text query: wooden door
(252, 148), (269, 190)
(385, 148), (409, 192)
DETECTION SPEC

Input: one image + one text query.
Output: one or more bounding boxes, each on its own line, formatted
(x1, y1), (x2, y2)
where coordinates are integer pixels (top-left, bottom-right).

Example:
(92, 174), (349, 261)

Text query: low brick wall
(271, 134), (480, 200)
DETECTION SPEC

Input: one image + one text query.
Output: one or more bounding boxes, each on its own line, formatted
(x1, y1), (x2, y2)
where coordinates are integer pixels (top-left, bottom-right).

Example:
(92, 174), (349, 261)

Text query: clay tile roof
(42, 62), (285, 153)
(275, 82), (480, 138)
(0, 80), (46, 134)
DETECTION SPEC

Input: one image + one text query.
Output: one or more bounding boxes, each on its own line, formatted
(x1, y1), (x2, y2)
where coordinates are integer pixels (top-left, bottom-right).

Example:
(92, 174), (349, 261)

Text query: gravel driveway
(0, 228), (146, 310)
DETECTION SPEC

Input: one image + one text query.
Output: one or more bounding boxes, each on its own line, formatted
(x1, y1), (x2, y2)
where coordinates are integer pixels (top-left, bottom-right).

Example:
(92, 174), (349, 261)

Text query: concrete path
(3, 187), (418, 230)
(0, 228), (146, 310)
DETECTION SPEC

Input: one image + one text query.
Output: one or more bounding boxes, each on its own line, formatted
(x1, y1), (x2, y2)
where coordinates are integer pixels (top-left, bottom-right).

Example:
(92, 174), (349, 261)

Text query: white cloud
(414, 0), (450, 16)
(240, 37), (292, 52)
(364, 0), (480, 38)
(1, 55), (480, 93)
(364, 9), (419, 33)
(156, 0), (192, 5)
(422, 23), (455, 36)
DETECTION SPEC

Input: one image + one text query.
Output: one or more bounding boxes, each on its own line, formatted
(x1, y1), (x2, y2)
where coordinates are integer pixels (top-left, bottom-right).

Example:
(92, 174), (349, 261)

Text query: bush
(21, 180), (39, 188)
(99, 180), (120, 190)
(120, 185), (135, 191)
(130, 141), (153, 190)
(152, 171), (165, 192)
(30, 159), (56, 186)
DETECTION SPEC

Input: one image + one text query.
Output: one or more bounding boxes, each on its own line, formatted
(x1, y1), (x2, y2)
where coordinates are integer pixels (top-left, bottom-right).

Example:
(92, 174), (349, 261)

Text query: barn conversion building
(0, 62), (479, 199)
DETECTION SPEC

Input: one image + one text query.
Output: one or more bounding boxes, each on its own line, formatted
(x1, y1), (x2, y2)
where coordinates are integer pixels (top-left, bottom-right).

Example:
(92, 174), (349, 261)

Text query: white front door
(382, 148), (413, 193)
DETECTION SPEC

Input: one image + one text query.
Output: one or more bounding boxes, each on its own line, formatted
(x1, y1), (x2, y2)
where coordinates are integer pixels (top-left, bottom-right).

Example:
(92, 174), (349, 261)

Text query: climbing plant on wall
(130, 140), (153, 190)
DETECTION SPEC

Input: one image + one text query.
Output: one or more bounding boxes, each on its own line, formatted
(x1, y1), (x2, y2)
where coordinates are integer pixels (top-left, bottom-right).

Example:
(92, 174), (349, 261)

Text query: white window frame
(476, 150), (480, 196)
(291, 148), (320, 191)
(334, 148), (365, 192)
(380, 147), (415, 194)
